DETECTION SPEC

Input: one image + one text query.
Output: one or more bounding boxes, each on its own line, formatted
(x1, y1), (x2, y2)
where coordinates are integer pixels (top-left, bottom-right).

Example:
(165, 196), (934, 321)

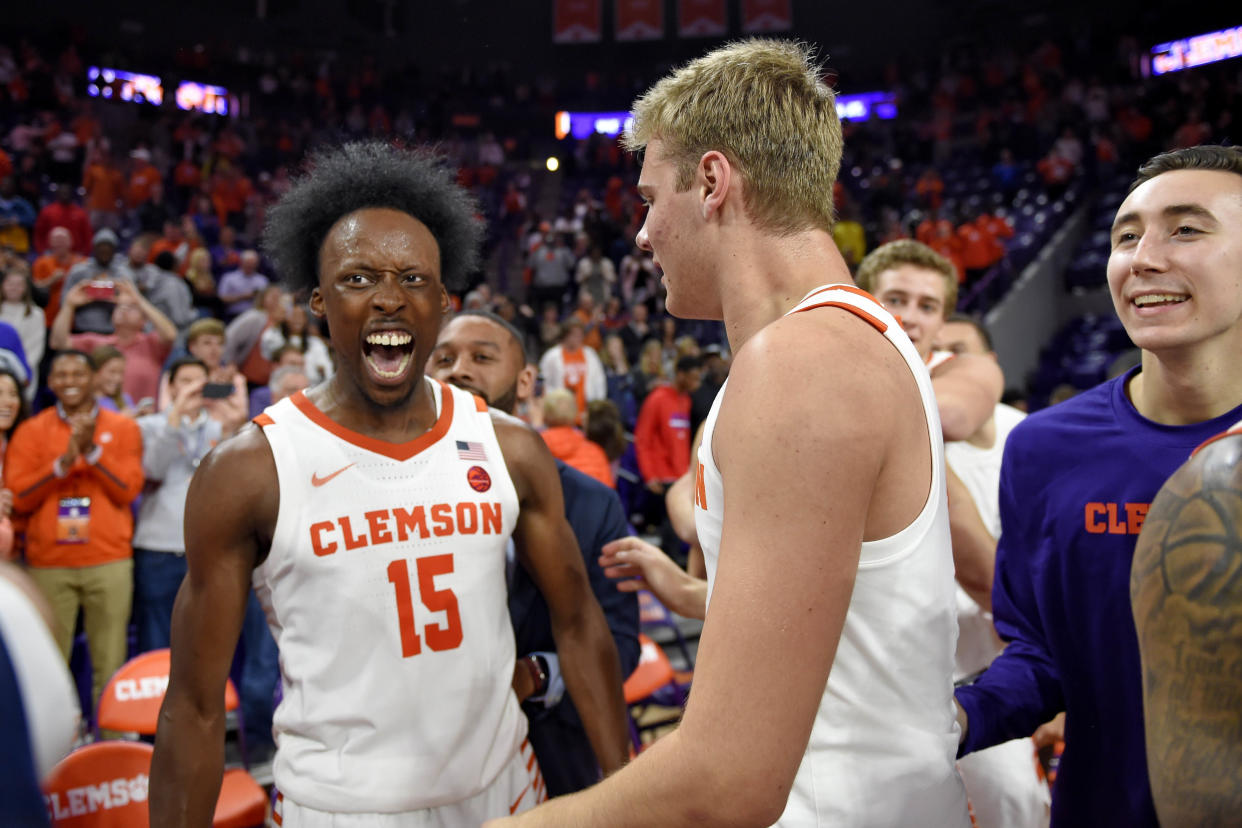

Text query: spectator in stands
(1, 268), (46, 374)
(599, 335), (638, 429)
(3, 349), (143, 709)
(632, 338), (665, 405)
(955, 145), (1242, 827)
(210, 160), (253, 230)
(618, 301), (653, 365)
(538, 318), (606, 425)
(690, 344), (729, 436)
(61, 228), (124, 334)
(634, 355), (701, 499)
(618, 244), (658, 308)
(80, 148), (123, 232)
(569, 289), (604, 351)
(125, 148), (162, 209)
(540, 389), (613, 488)
(31, 226), (81, 327)
(51, 278), (177, 406)
(0, 367), (29, 560)
(135, 180), (176, 237)
(958, 213), (998, 285)
(0, 176), (36, 255)
(33, 184), (91, 255)
(574, 244), (616, 308)
(217, 250), (270, 320)
(0, 297), (31, 376)
(147, 219), (196, 273)
(916, 167), (945, 209)
(260, 302), (333, 384)
(248, 347), (308, 417)
(116, 237), (196, 330)
(831, 202), (867, 267)
(133, 356), (219, 652)
(209, 224), (242, 276)
(89, 345), (142, 417)
(183, 247), (219, 315)
(224, 284), (289, 388)
(527, 227), (575, 311)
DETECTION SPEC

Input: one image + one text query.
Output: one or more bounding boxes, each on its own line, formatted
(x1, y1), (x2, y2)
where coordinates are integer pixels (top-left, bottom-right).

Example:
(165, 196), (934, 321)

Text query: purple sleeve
(954, 434), (1064, 756)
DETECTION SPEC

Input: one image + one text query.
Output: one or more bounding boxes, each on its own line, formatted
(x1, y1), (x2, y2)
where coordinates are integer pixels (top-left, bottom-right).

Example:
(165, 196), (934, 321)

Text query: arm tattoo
(1131, 435), (1242, 826)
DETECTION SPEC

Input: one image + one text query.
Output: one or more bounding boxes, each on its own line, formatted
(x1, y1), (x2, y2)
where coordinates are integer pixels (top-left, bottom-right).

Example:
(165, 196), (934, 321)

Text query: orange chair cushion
(43, 741), (153, 827)
(97, 648), (240, 734)
(623, 634), (675, 703)
(212, 769), (268, 828)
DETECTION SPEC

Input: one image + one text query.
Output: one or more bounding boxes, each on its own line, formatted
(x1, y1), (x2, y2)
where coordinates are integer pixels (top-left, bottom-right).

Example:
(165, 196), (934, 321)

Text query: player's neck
(1131, 337), (1242, 426)
(311, 374), (441, 442)
(718, 229), (851, 353)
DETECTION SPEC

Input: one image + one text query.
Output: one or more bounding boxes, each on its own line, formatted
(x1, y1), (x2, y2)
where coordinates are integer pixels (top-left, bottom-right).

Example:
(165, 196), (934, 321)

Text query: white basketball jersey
(694, 285), (969, 827)
(945, 401), (1026, 681)
(252, 380), (525, 813)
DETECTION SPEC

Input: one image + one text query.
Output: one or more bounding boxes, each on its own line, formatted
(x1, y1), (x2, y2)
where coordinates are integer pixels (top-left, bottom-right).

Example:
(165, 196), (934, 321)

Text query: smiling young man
(429, 310), (640, 797)
(150, 142), (628, 827)
(954, 145), (1242, 826)
(489, 39), (969, 828)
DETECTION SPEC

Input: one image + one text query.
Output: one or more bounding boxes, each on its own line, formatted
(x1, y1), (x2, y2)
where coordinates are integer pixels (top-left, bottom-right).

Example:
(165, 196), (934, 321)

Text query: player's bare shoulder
(488, 407), (558, 501)
(186, 420), (280, 560)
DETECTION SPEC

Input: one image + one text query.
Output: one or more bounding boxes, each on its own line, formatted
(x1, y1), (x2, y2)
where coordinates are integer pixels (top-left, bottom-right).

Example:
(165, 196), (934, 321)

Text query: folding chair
(94, 649), (268, 828)
(623, 634), (688, 753)
(43, 741), (154, 827)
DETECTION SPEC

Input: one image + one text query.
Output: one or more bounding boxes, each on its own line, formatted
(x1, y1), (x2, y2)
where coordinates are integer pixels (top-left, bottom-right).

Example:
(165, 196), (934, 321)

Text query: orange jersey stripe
(793, 300), (888, 334)
(253, 412), (275, 427)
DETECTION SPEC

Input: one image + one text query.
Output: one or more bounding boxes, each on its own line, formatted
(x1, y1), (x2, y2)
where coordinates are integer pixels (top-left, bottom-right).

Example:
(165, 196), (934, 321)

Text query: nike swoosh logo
(311, 463), (356, 487)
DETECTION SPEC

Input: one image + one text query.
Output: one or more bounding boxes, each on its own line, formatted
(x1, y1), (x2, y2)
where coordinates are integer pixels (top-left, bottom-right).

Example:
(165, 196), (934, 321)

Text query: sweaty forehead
(319, 207), (441, 274)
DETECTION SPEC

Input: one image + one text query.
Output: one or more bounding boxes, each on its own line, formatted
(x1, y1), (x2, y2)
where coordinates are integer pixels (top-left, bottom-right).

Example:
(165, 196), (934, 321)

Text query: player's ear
(699, 150), (731, 220)
(440, 285), (450, 314)
(309, 287), (326, 318)
(516, 364), (536, 402)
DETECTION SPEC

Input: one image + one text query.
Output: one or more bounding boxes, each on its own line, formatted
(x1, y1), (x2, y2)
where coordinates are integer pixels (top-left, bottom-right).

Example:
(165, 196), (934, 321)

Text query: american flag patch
(456, 440), (488, 461)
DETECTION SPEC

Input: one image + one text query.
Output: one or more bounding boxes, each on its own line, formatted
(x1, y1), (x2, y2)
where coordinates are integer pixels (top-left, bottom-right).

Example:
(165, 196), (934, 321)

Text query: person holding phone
(157, 318), (249, 438)
(50, 277), (177, 408)
(133, 356), (220, 652)
(59, 229), (125, 334)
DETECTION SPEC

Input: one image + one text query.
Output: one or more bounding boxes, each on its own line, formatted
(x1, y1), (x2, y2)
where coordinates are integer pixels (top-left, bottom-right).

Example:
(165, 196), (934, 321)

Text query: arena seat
(623, 634), (688, 752)
(93, 649), (268, 828)
(42, 741), (267, 828)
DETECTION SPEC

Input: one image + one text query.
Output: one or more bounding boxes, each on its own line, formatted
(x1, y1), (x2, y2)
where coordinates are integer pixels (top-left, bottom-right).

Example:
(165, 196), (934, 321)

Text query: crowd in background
(0, 25), (1237, 759)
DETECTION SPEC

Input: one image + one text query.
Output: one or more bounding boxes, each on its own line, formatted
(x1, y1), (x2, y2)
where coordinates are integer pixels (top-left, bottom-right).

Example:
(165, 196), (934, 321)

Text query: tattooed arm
(1131, 429), (1242, 827)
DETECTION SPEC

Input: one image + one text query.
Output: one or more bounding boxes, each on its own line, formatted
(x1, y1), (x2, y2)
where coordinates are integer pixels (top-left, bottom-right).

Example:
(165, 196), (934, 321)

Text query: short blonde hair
(624, 39), (841, 234)
(855, 240), (958, 318)
(542, 389), (579, 428)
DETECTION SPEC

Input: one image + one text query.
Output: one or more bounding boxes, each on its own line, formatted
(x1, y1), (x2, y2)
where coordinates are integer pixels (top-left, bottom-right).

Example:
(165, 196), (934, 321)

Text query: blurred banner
(741, 0), (792, 33)
(616, 0), (663, 41)
(553, 0), (602, 43)
(677, 0), (727, 38)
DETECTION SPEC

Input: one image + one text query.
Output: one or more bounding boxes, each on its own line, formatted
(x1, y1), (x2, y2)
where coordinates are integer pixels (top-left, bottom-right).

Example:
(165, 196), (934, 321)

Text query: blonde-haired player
(488, 39), (969, 828)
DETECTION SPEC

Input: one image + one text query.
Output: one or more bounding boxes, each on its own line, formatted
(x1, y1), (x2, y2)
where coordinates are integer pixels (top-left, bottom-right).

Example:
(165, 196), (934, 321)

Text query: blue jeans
(132, 549), (188, 654)
(239, 592), (279, 757)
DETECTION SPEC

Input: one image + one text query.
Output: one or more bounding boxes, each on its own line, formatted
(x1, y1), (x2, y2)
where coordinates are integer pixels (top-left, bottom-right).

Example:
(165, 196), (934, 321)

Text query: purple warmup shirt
(955, 367), (1242, 827)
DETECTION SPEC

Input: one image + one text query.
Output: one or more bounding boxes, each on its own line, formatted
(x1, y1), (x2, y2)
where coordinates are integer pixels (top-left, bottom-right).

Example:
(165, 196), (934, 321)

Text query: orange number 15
(386, 554), (463, 657)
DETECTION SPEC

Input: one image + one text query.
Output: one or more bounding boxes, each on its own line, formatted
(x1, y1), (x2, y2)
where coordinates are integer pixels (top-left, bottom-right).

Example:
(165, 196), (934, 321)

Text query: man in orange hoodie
(4, 350), (143, 707)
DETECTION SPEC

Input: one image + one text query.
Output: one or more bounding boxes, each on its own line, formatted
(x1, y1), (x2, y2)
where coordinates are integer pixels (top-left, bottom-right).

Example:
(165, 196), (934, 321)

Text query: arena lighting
(554, 110), (635, 140)
(546, 157), (561, 172)
(176, 80), (230, 115)
(1151, 24), (1242, 75)
(834, 91), (898, 122)
(86, 66), (163, 106)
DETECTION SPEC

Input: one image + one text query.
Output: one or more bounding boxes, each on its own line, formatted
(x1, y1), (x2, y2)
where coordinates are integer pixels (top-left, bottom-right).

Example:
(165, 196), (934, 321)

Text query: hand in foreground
(599, 536), (706, 620)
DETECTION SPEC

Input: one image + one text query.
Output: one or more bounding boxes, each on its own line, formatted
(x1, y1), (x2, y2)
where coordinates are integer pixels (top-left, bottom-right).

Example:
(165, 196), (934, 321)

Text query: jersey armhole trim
(792, 301), (888, 334)
(253, 413), (275, 427)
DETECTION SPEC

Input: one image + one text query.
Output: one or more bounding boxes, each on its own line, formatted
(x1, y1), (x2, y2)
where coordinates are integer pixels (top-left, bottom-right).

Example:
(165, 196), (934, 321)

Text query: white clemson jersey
(694, 284), (969, 828)
(252, 380), (525, 813)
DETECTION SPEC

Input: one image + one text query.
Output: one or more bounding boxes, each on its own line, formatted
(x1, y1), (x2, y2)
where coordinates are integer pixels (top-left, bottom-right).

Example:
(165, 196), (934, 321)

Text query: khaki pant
(27, 559), (133, 709)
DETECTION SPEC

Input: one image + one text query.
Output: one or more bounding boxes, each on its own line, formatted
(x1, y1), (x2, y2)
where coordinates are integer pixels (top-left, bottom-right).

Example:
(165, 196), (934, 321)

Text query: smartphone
(85, 280), (117, 301)
(202, 382), (234, 399)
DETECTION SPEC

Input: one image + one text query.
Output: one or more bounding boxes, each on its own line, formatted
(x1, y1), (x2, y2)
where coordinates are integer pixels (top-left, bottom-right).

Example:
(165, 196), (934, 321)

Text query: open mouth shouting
(363, 329), (416, 383)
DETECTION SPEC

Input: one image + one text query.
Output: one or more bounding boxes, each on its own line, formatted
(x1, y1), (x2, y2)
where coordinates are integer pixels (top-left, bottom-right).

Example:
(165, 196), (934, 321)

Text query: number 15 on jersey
(386, 554), (463, 657)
